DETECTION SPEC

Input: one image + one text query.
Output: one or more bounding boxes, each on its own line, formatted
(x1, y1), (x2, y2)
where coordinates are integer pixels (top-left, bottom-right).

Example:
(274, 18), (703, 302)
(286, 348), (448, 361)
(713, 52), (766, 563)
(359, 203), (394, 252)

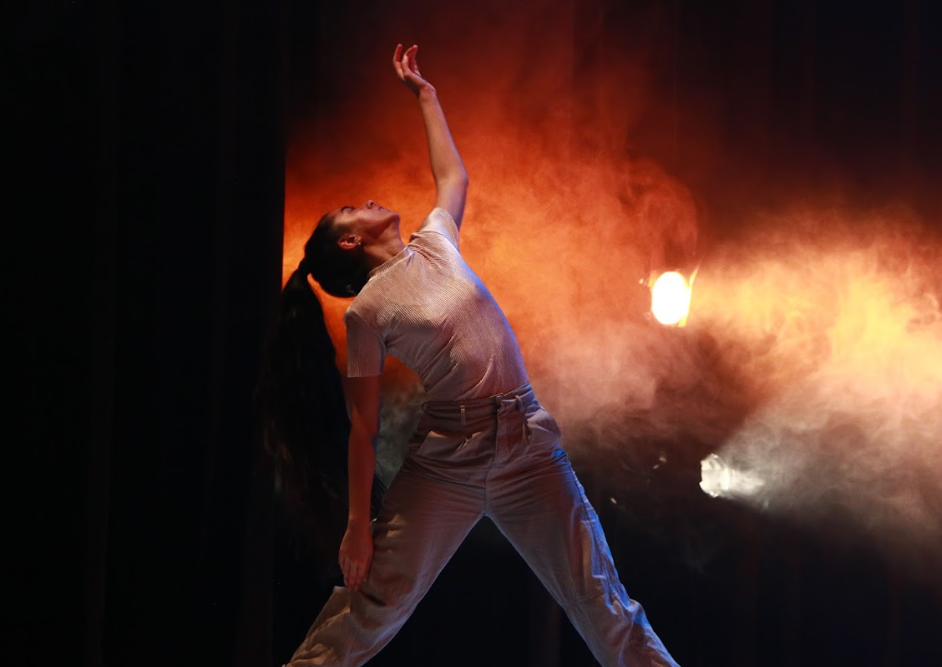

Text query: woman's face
(331, 200), (400, 246)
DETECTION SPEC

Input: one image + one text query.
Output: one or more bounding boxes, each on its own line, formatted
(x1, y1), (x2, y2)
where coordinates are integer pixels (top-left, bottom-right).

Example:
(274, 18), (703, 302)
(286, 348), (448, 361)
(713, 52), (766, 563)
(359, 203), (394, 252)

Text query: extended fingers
(340, 555), (356, 589)
(401, 44), (421, 77)
(348, 563), (362, 590)
(401, 49), (413, 76)
(392, 43), (404, 78)
(340, 555), (350, 583)
(340, 556), (372, 591)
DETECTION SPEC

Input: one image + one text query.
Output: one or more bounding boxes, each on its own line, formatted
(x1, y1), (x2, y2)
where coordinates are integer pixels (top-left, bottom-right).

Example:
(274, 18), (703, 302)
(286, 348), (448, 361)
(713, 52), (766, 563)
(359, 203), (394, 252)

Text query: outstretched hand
(393, 43), (434, 96)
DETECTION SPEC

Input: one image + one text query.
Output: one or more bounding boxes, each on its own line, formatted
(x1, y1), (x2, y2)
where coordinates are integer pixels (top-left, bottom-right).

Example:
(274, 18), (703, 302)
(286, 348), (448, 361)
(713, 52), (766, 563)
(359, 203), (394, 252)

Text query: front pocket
(411, 428), (469, 459)
(524, 407), (563, 448)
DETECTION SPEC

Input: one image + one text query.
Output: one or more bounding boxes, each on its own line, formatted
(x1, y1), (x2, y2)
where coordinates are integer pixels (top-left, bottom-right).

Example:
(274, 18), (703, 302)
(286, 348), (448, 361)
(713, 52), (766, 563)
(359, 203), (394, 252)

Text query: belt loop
(514, 394), (527, 442)
(460, 404), (466, 428)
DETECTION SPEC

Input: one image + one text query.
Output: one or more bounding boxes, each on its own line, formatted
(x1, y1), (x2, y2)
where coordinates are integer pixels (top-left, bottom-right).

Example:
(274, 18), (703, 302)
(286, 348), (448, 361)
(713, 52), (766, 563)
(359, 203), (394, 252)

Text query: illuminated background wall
(281, 0), (941, 663)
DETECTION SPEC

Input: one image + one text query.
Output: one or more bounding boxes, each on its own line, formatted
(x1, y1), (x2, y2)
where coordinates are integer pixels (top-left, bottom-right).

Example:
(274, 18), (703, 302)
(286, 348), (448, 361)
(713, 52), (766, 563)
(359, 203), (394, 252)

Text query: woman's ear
(337, 233), (361, 251)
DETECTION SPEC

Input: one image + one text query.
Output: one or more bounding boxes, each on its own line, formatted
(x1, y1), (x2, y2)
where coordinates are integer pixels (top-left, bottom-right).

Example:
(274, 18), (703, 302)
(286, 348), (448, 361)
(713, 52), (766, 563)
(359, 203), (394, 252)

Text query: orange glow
(650, 271), (692, 326)
(283, 32), (699, 397)
(686, 210), (942, 575)
(280, 7), (942, 582)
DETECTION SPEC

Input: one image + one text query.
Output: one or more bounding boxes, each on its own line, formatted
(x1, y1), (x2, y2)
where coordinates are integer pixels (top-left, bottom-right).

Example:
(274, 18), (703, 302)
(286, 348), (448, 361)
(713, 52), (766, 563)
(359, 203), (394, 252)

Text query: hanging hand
(339, 518), (373, 592)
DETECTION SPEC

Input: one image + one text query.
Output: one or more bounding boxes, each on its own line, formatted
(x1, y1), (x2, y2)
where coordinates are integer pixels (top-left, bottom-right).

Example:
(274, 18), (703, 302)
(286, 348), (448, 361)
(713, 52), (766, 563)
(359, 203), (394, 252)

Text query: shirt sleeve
(344, 309), (386, 377)
(413, 207), (460, 250)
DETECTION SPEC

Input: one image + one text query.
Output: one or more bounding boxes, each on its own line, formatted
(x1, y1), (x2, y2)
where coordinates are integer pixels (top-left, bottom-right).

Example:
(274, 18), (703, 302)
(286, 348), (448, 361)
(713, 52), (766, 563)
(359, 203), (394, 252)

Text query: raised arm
(393, 44), (468, 228)
(338, 374), (381, 591)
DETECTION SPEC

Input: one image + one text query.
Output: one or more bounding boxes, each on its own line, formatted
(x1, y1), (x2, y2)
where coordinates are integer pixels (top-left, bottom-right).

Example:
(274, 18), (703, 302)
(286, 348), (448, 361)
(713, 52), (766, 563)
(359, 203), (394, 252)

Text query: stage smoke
(284, 0), (700, 444)
(688, 206), (942, 585)
(283, 0), (942, 587)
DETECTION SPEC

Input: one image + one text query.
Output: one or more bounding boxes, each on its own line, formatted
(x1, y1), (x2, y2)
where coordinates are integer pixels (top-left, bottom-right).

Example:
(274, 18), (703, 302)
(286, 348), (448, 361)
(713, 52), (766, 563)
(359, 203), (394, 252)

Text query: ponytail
(257, 267), (351, 559)
(257, 218), (384, 562)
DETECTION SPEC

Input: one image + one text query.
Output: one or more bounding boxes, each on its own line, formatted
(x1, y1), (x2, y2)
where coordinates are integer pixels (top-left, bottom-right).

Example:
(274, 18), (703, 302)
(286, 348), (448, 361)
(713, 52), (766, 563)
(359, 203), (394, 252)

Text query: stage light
(699, 453), (765, 499)
(649, 270), (695, 326)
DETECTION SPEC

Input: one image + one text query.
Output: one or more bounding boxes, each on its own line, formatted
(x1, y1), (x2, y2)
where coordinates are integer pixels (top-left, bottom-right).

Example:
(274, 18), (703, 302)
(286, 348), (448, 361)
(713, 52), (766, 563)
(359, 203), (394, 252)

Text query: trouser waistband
(420, 382), (536, 430)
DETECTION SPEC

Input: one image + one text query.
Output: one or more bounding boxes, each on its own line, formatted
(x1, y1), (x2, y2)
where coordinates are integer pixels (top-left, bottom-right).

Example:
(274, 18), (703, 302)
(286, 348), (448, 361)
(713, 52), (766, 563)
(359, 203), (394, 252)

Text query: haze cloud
(284, 0), (942, 586)
(689, 208), (942, 583)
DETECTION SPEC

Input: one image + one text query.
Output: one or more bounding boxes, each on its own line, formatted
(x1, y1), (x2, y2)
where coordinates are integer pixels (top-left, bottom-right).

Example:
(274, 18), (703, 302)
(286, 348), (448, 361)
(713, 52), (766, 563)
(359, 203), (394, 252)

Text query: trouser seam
(569, 464), (618, 591)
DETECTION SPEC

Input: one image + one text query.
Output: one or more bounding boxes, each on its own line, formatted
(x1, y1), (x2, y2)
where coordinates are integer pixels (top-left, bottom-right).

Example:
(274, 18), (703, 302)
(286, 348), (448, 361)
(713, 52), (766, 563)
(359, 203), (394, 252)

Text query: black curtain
(92, 2), (288, 665)
(13, 2), (287, 666)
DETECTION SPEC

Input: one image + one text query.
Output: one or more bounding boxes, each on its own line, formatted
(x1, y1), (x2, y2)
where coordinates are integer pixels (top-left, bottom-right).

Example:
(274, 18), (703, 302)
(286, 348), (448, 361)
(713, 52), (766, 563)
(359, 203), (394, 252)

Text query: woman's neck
(364, 233), (407, 271)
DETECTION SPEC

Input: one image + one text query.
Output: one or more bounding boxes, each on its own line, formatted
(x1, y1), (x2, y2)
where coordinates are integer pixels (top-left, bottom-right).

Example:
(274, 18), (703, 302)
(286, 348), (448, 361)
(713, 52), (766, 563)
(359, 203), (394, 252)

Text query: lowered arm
(338, 374), (381, 591)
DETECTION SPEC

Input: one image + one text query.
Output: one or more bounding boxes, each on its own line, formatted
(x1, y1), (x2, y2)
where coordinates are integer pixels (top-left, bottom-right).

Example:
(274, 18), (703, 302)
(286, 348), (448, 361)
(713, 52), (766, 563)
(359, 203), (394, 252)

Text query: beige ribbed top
(344, 208), (528, 400)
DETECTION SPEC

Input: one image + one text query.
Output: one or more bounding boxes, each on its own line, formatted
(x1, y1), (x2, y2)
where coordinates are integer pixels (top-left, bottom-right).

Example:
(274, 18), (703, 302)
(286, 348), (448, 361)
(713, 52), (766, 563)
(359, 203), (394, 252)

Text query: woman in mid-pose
(275, 44), (681, 667)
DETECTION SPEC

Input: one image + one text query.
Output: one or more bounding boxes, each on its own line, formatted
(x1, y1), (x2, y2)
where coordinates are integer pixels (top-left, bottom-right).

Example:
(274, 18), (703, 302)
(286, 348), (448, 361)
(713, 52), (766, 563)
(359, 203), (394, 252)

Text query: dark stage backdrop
(13, 1), (941, 667)
(14, 2), (286, 666)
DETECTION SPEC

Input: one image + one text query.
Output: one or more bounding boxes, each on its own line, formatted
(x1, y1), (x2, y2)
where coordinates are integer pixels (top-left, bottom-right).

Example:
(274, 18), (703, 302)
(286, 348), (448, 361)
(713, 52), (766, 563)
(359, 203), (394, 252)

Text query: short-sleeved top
(344, 208), (529, 400)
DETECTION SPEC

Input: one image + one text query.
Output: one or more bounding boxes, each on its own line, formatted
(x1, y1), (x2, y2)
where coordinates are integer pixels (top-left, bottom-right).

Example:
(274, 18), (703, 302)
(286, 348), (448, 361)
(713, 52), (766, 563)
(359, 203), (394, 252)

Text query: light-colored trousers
(288, 383), (680, 667)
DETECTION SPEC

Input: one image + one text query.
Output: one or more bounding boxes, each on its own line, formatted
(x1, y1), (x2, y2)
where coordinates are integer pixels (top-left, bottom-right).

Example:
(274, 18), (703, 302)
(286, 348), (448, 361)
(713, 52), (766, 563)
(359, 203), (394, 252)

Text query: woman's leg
(487, 446), (681, 667)
(288, 460), (484, 666)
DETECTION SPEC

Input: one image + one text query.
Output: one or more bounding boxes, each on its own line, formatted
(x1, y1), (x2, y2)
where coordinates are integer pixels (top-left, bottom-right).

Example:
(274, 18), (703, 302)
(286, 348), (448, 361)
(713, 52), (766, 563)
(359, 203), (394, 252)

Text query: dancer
(277, 43), (681, 667)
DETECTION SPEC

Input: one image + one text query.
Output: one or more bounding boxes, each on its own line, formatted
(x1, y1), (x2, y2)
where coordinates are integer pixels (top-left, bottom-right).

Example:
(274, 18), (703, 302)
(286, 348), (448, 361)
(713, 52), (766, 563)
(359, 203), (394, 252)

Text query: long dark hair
(257, 213), (379, 560)
(303, 212), (370, 298)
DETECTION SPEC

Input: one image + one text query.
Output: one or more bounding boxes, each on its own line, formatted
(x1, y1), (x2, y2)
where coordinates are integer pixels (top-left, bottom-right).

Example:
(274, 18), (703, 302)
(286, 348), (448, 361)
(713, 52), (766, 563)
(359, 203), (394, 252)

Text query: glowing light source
(650, 271), (693, 326)
(699, 454), (765, 499)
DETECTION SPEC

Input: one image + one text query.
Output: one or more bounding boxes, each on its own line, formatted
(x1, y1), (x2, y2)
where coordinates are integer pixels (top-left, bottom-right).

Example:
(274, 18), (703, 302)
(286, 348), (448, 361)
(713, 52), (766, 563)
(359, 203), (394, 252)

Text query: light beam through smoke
(687, 208), (942, 585)
(282, 0), (942, 588)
